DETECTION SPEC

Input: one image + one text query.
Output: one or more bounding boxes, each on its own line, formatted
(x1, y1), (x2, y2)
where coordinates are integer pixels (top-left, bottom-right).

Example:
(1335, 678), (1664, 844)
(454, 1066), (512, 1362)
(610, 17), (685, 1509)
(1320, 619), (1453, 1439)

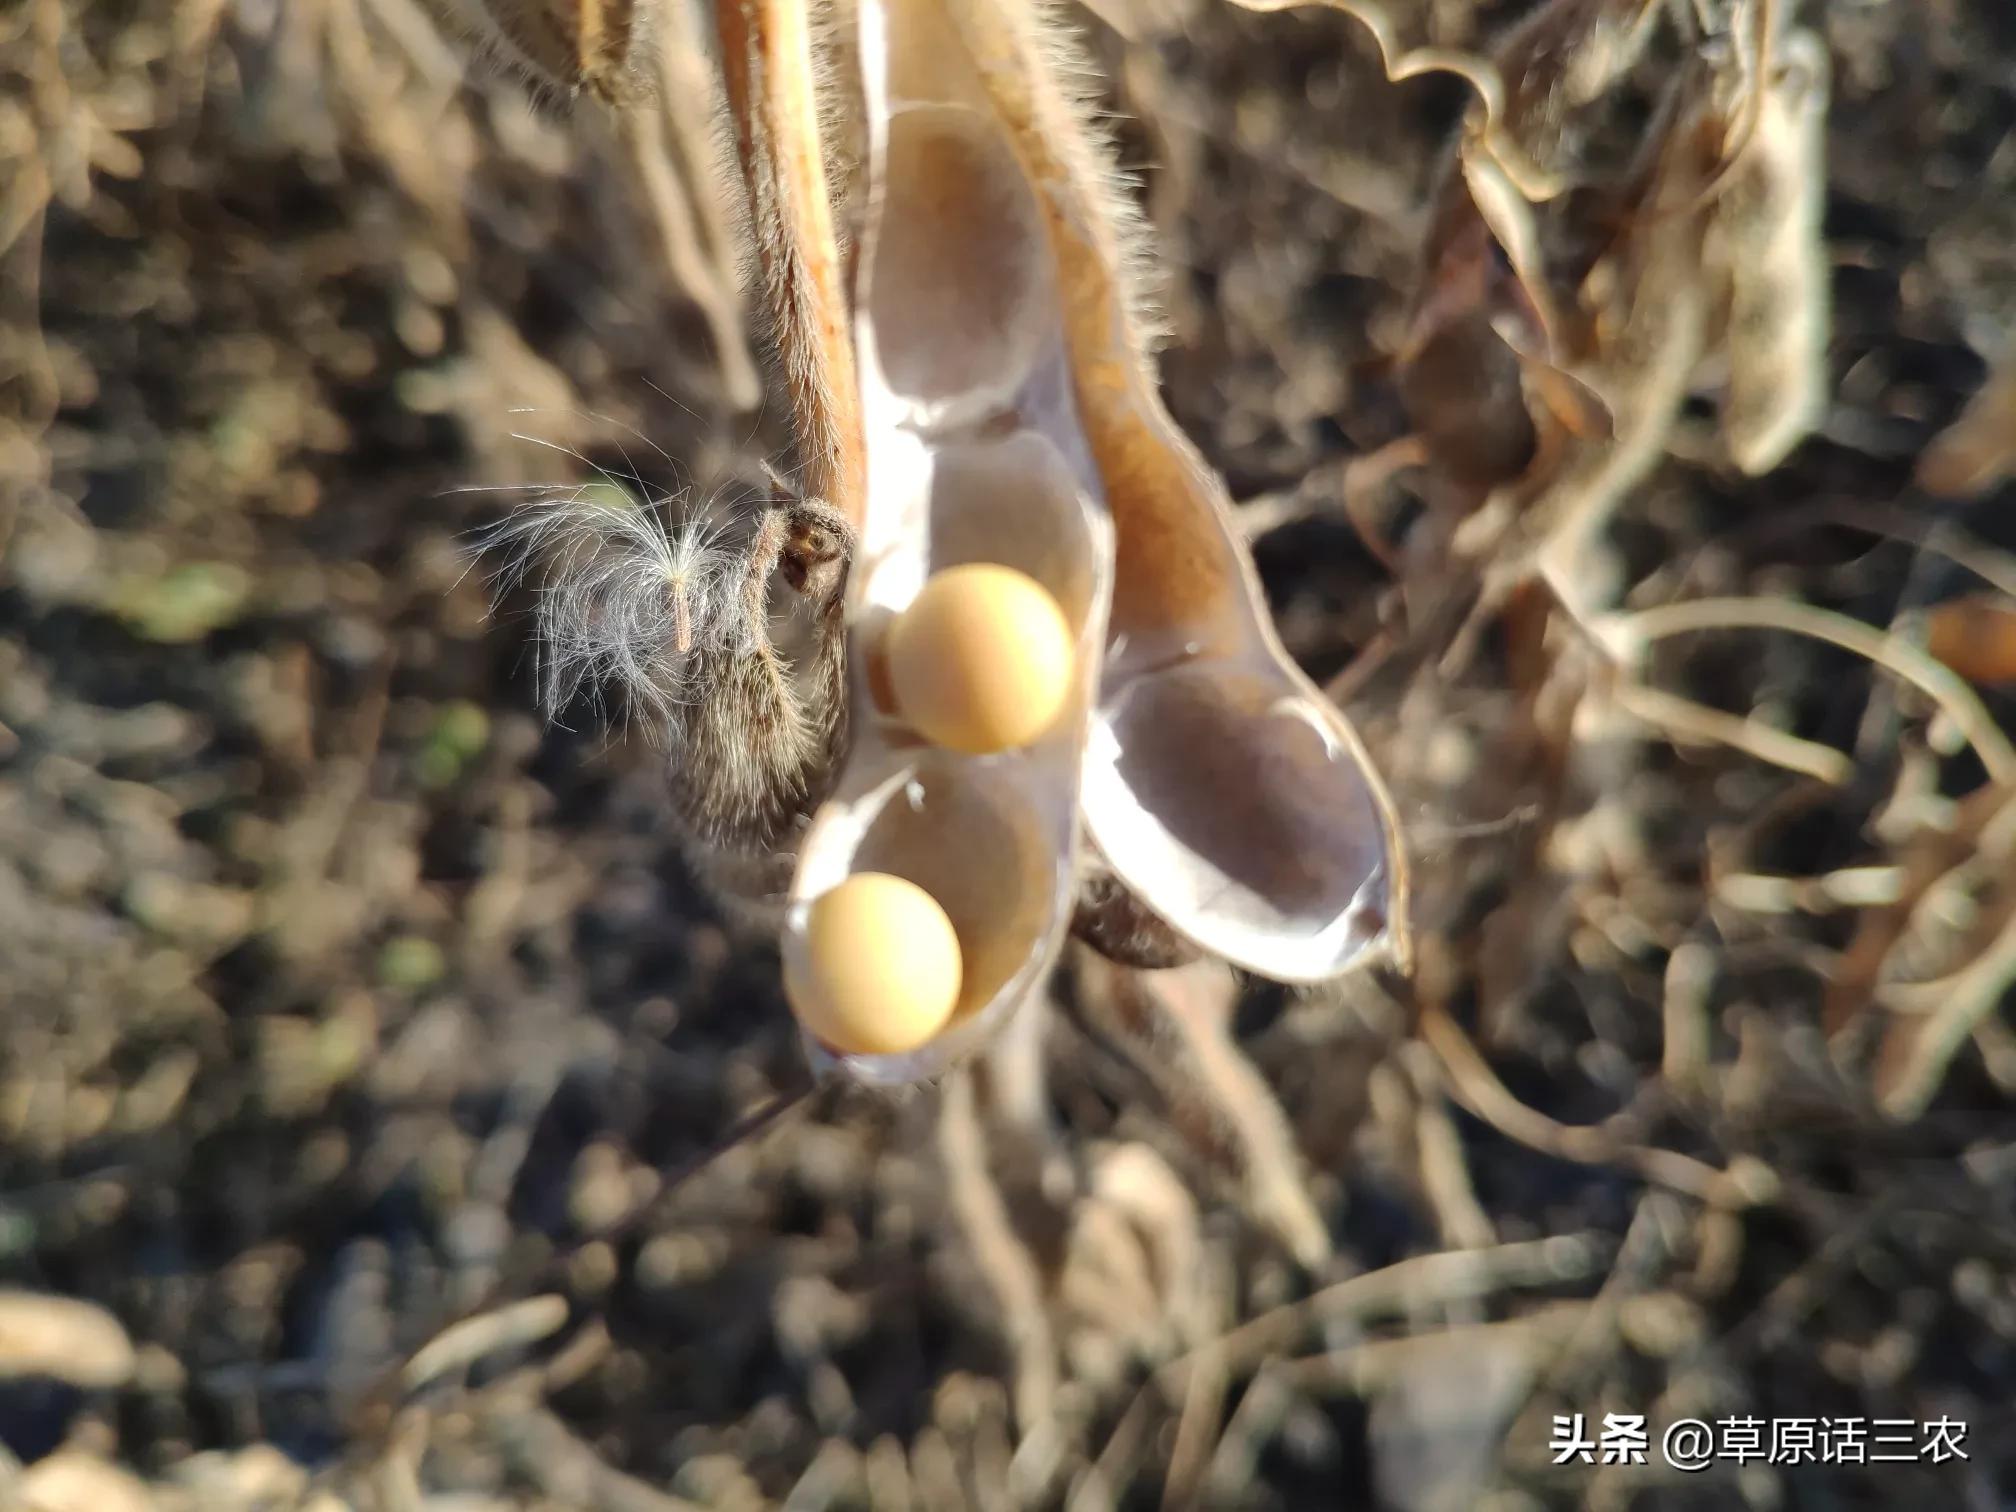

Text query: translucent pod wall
(783, 0), (1117, 1083)
(785, 0), (1407, 1085)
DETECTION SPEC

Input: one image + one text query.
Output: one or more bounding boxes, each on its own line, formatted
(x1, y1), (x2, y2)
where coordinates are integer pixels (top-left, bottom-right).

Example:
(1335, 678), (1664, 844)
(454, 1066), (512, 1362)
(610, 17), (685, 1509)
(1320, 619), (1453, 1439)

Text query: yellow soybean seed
(885, 564), (1075, 754)
(784, 872), (963, 1056)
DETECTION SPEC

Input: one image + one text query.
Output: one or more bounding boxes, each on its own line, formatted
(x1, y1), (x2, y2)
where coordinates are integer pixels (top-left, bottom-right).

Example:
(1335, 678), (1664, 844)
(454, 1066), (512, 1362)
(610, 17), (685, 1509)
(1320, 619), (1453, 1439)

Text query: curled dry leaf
(1227, 0), (1662, 202)
(783, 0), (1405, 1083)
(1399, 0), (1825, 599)
(1505, 46), (1720, 584)
(1379, 0), (1688, 518)
(1224, 0), (1829, 598)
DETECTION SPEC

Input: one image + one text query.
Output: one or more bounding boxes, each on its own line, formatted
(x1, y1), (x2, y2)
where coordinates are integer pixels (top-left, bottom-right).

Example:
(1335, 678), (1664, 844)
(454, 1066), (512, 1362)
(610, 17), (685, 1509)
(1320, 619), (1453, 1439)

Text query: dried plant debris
(3, 0), (2016, 1508)
(418, 0), (659, 106)
(1918, 349), (2016, 500)
(1229, 0), (1832, 618)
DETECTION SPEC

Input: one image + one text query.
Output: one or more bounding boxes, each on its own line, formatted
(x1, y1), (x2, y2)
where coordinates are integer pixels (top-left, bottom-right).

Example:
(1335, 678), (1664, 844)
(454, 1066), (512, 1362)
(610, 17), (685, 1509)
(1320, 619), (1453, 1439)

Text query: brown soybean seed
(784, 873), (963, 1056)
(885, 564), (1074, 754)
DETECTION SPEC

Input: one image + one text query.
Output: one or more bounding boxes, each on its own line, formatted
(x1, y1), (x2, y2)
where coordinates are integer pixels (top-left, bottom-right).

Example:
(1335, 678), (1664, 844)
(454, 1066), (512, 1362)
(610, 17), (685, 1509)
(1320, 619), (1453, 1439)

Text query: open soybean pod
(927, 4), (1405, 983)
(785, 0), (1407, 1084)
(781, 0), (1119, 1083)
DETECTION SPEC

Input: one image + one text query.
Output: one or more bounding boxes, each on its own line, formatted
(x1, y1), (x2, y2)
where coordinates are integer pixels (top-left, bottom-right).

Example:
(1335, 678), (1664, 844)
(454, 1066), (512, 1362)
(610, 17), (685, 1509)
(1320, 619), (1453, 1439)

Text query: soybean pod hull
(948, 2), (1408, 982)
(782, 0), (1116, 1084)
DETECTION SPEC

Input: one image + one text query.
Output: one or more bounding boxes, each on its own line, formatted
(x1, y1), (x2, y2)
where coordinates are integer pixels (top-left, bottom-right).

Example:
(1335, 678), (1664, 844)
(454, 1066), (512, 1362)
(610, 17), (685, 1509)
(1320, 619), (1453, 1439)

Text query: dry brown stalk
(712, 0), (865, 519)
(937, 1068), (1063, 1433)
(1072, 953), (1332, 1268)
(1600, 595), (2016, 785)
(1417, 997), (1743, 1204)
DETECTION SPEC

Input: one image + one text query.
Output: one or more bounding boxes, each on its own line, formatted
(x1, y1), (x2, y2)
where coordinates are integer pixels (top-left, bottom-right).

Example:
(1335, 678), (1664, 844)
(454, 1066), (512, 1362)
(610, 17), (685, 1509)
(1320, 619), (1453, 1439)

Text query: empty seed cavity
(864, 104), (1053, 422)
(1084, 663), (1394, 980)
(921, 433), (1100, 630)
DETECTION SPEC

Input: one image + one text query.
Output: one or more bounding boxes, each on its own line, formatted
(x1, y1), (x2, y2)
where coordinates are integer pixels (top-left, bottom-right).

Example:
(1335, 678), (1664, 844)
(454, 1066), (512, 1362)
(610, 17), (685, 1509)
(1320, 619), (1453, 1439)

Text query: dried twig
(1607, 681), (1854, 787)
(713, 0), (864, 517)
(1073, 955), (1332, 1268)
(400, 1293), (570, 1396)
(938, 1069), (1062, 1433)
(1418, 999), (1741, 1203)
(620, 3), (762, 411)
(1600, 596), (2016, 786)
(1875, 894), (2016, 1119)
